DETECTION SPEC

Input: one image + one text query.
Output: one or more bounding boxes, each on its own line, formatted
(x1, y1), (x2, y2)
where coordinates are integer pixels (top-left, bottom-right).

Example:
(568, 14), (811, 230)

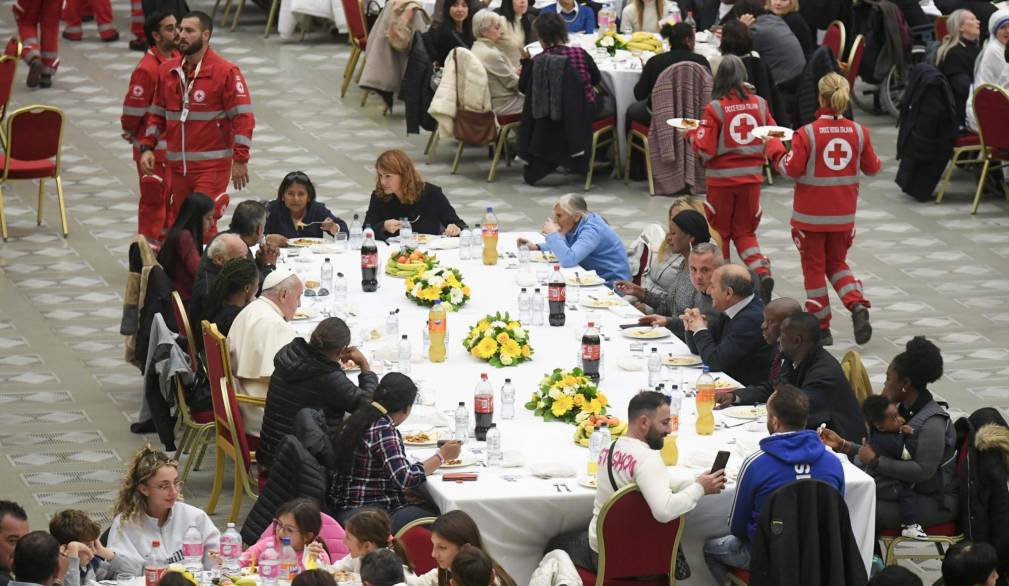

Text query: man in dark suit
(684, 264), (771, 386)
(734, 312), (865, 443)
(681, 0), (737, 32)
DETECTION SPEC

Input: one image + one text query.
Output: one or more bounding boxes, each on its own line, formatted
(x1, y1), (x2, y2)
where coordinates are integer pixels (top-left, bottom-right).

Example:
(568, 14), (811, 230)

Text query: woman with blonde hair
(106, 446), (220, 576)
(363, 150), (468, 241)
(936, 9), (982, 128)
(768, 72), (880, 346)
(765, 0), (814, 56)
(621, 0), (664, 33)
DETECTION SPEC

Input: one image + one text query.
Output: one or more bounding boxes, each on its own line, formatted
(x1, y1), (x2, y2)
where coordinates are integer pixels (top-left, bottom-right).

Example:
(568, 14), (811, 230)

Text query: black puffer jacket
(956, 408), (1009, 547)
(258, 338), (378, 467)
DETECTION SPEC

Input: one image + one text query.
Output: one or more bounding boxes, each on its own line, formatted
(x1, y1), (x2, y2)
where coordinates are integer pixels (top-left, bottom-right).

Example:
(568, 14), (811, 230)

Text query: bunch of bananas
(573, 414), (628, 446)
(626, 32), (663, 53)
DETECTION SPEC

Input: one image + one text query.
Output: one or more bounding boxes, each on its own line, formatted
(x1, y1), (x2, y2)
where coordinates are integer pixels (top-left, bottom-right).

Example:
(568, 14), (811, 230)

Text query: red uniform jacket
(142, 47), (255, 175)
(122, 48), (179, 162)
(689, 90), (779, 187)
(773, 109), (881, 231)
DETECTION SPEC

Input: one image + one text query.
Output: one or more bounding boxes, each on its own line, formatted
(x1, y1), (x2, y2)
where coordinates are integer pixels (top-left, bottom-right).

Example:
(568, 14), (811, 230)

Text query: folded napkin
(616, 355), (644, 371)
(501, 450), (524, 468)
(528, 461), (577, 478)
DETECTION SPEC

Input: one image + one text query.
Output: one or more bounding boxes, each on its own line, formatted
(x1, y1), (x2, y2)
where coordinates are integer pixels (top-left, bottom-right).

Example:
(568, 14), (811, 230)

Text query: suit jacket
(687, 296), (771, 386)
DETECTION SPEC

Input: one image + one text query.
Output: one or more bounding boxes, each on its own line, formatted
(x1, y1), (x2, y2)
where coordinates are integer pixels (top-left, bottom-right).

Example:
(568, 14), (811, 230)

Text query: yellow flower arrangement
(525, 367), (606, 424)
(462, 312), (534, 368)
(404, 266), (470, 311)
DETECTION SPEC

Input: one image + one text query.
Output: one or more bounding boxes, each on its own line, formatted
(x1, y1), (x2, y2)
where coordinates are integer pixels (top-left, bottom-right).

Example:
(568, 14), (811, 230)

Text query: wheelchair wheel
(851, 78), (883, 116)
(880, 64), (905, 118)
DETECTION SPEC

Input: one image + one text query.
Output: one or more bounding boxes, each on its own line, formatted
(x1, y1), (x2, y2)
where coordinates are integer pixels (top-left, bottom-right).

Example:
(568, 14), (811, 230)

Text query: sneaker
(25, 59), (42, 88)
(39, 73), (52, 88)
(820, 329), (834, 346)
(760, 275), (774, 304)
(901, 524), (928, 539)
(851, 303), (872, 345)
(129, 38), (148, 51)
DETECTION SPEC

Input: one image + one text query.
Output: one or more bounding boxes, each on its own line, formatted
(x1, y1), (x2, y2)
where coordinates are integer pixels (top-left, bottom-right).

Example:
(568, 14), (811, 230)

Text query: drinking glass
(117, 573), (136, 586)
(332, 232), (349, 252)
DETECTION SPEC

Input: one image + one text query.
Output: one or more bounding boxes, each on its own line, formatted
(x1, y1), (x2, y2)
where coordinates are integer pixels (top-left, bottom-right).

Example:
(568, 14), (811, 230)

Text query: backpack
(386, 0), (430, 53)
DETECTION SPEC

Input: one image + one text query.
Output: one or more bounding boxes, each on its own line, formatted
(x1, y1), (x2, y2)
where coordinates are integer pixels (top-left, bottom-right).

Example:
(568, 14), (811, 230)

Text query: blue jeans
(703, 535), (751, 585)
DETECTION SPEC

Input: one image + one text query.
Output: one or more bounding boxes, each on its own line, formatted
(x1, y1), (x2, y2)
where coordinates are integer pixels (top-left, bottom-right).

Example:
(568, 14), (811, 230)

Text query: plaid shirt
(543, 46), (598, 103)
(332, 415), (427, 511)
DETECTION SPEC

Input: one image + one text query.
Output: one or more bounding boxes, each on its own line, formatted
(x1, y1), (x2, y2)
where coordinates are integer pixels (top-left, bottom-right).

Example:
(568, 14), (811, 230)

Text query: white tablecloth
(285, 232), (874, 584)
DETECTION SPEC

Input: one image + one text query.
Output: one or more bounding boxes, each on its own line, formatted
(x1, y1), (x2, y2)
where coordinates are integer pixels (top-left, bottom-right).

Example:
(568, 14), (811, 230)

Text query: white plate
(620, 326), (671, 340)
(529, 250), (558, 263)
(752, 126), (794, 142)
(721, 405), (767, 420)
(440, 455), (478, 468)
(666, 118), (701, 130)
(566, 276), (605, 287)
(581, 295), (625, 308)
(427, 237), (460, 250)
(288, 237), (325, 247)
(662, 354), (702, 366)
(292, 307), (318, 321)
(577, 476), (598, 489)
(403, 430), (439, 446)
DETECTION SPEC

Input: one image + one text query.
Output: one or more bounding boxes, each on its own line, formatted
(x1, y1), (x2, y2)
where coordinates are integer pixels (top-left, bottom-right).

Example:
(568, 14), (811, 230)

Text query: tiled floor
(0, 4), (1006, 583)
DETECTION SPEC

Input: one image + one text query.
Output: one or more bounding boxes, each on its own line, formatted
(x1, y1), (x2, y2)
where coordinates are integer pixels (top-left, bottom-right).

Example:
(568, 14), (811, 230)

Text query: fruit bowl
(573, 414), (628, 447)
(385, 247), (437, 277)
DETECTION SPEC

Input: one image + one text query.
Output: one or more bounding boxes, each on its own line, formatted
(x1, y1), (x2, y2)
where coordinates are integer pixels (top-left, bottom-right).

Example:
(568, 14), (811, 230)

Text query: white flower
(549, 387), (563, 400)
(537, 400), (546, 409)
(491, 320), (506, 329)
(500, 355), (513, 365)
(600, 35), (614, 47)
(429, 275), (445, 288)
(513, 328), (526, 340)
(449, 287), (463, 304)
(411, 283), (423, 296)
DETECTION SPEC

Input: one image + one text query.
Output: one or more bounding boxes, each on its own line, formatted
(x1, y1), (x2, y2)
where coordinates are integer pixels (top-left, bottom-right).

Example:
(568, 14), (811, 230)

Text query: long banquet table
(284, 231), (875, 584)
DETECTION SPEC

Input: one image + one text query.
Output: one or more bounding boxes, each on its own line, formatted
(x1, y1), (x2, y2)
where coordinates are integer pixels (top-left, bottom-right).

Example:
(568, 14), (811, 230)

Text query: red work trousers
(130, 0), (144, 42)
(168, 165), (232, 242)
(136, 160), (173, 242)
(14, 0), (61, 73)
(791, 228), (871, 331)
(62, 0), (118, 40)
(704, 182), (771, 276)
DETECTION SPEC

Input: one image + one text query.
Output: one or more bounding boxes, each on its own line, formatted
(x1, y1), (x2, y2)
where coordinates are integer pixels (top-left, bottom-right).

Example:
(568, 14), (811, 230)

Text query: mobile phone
(711, 450), (731, 474)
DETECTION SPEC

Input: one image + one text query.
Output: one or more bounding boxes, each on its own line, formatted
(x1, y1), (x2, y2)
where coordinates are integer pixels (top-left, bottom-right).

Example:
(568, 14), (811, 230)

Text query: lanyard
(178, 58), (204, 123)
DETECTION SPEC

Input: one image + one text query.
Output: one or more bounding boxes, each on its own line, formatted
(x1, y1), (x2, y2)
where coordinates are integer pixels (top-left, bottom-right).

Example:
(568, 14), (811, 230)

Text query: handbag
(386, 0), (430, 53)
(450, 50), (497, 145)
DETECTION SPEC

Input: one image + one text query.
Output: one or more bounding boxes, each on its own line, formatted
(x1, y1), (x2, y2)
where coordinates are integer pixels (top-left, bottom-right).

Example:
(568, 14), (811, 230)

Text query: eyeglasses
(273, 520), (298, 535)
(148, 480), (184, 492)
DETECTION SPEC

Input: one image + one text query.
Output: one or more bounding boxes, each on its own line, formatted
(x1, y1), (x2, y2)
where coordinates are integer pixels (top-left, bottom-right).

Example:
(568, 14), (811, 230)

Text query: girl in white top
(331, 509), (415, 577)
(106, 446), (221, 576)
(412, 511), (515, 586)
(621, 0), (665, 33)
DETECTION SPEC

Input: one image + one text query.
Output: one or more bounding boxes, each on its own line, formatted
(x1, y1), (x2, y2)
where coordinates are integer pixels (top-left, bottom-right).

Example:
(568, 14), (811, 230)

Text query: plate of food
(440, 455), (477, 468)
(752, 126), (794, 142)
(340, 359), (360, 373)
(621, 326), (671, 340)
(720, 405), (767, 420)
(662, 354), (702, 366)
(566, 274), (605, 287)
(667, 118), (701, 130)
(403, 430), (439, 446)
(577, 476), (598, 489)
(529, 250), (558, 263)
(292, 307), (318, 321)
(288, 237), (325, 247)
(426, 237), (460, 250)
(331, 569), (361, 585)
(581, 293), (625, 308)
(714, 379), (738, 390)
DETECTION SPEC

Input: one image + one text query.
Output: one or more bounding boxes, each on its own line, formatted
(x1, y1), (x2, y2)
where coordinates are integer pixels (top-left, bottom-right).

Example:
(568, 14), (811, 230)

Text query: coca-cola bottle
(581, 321), (601, 382)
(361, 228), (378, 292)
(474, 373), (494, 441)
(548, 265), (566, 327)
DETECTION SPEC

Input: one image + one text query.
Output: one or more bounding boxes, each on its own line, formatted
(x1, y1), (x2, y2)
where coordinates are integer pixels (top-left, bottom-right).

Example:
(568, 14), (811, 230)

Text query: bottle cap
(152, 540), (161, 547)
(505, 378), (511, 383)
(481, 373), (488, 380)
(490, 423), (497, 428)
(486, 206), (493, 212)
(459, 401), (465, 406)
(535, 288), (541, 292)
(325, 257), (330, 261)
(337, 272), (344, 277)
(651, 347), (657, 352)
(521, 287), (527, 292)
(402, 334), (407, 339)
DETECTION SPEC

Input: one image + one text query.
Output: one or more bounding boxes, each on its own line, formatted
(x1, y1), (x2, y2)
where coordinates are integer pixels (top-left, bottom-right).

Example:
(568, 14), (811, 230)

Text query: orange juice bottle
(661, 388), (681, 464)
(482, 207), (499, 265)
(428, 301), (447, 362)
(696, 366), (715, 435)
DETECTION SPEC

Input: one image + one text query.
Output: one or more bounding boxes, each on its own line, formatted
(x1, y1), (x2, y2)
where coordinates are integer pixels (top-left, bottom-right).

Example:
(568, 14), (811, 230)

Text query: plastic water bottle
(599, 422), (612, 449)
(454, 401), (469, 440)
(220, 523), (242, 574)
(518, 288), (531, 324)
(399, 217), (413, 242)
(349, 213), (363, 248)
(470, 224), (481, 260)
(684, 10), (696, 32)
(143, 541), (166, 586)
(334, 272), (347, 304)
(486, 424), (502, 466)
(647, 347), (662, 387)
(279, 537), (298, 581)
(182, 522), (203, 572)
(321, 258), (333, 290)
(518, 244), (530, 267)
(459, 228), (472, 260)
(667, 1), (681, 23)
(398, 335), (411, 374)
(259, 542), (280, 586)
(386, 310), (399, 340)
(531, 288), (545, 326)
(588, 424), (603, 474)
(501, 378), (515, 420)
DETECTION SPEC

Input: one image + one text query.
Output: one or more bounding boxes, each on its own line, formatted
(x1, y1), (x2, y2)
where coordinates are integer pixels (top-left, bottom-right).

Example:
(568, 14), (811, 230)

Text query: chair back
(840, 350), (872, 406)
(3, 38), (18, 57)
(597, 483), (684, 581)
(5, 106), (64, 164)
(934, 15), (948, 42)
(341, 0), (369, 47)
(845, 35), (865, 92)
(201, 320), (254, 472)
(394, 517), (438, 575)
(973, 83), (1009, 152)
(170, 291), (200, 371)
(823, 20), (845, 61)
(0, 39), (19, 123)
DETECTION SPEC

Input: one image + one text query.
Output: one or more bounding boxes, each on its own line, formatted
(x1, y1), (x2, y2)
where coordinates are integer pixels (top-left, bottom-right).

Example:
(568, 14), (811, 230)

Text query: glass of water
(332, 232), (349, 252)
(117, 573), (136, 586)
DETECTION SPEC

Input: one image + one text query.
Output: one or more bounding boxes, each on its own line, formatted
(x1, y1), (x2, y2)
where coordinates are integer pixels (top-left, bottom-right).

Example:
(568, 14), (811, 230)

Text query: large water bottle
(321, 258), (333, 291)
(386, 309), (400, 340)
(334, 272), (347, 305)
(398, 334), (411, 375)
(531, 288), (545, 326)
(399, 217), (413, 242)
(459, 228), (472, 260)
(486, 424), (502, 467)
(587, 424), (603, 475)
(279, 537), (298, 581)
(454, 401), (469, 441)
(470, 224), (481, 261)
(182, 522), (203, 573)
(500, 378), (515, 420)
(599, 423), (612, 450)
(518, 288), (531, 324)
(259, 542), (280, 586)
(647, 347), (662, 388)
(349, 213), (363, 248)
(220, 523), (242, 574)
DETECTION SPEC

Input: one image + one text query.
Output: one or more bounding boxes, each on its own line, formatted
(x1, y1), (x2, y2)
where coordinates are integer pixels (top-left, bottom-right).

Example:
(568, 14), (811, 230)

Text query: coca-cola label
(429, 318), (446, 333)
(361, 252), (378, 269)
(548, 284), (566, 302)
(182, 543), (203, 558)
(482, 224), (498, 237)
(220, 543), (240, 557)
(581, 343), (600, 361)
(145, 567), (166, 586)
(475, 395), (493, 413)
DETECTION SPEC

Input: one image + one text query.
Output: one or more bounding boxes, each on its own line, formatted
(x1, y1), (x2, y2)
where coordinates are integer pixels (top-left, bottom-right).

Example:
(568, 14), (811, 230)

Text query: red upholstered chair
(575, 484), (685, 585)
(726, 568), (751, 585)
(935, 83), (1009, 214)
(843, 35), (865, 93)
(202, 320), (263, 523)
(0, 105), (68, 241)
(0, 38), (20, 148)
(169, 292), (215, 482)
(340, 0), (369, 97)
(394, 517), (438, 576)
(585, 116), (622, 191)
(823, 20), (845, 62)
(625, 119), (654, 195)
(934, 15), (948, 43)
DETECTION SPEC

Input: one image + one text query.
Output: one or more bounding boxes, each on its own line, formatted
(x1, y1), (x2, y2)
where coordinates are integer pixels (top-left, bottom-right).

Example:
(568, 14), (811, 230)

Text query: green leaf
(543, 412), (555, 422)
(524, 401), (536, 410)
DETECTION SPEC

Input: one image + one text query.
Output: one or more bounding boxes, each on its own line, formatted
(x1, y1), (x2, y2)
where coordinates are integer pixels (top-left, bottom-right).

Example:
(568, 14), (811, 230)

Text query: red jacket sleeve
(122, 67), (156, 138)
(222, 65), (255, 163)
(859, 125), (881, 176)
(774, 124), (811, 178)
(140, 67), (167, 150)
(689, 103), (720, 162)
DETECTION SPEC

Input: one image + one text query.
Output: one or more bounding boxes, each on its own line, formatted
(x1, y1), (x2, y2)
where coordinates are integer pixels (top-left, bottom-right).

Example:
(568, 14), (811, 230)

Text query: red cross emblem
(729, 113), (758, 145)
(823, 138), (852, 171)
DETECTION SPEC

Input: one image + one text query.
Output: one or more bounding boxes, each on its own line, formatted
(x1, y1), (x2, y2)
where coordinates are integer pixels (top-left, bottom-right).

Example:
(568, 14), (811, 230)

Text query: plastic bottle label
(475, 395), (493, 413)
(548, 285), (566, 302)
(671, 414), (680, 433)
(220, 544), (240, 557)
(145, 567), (165, 586)
(261, 564), (279, 579)
(581, 344), (600, 360)
(182, 543), (203, 557)
(429, 318), (446, 333)
(361, 253), (378, 269)
(696, 387), (715, 402)
(482, 224), (499, 238)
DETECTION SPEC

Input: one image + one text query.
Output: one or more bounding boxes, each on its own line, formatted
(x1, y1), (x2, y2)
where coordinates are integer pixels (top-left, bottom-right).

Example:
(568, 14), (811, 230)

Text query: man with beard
(122, 11), (180, 244)
(140, 10), (255, 239)
(545, 391), (726, 573)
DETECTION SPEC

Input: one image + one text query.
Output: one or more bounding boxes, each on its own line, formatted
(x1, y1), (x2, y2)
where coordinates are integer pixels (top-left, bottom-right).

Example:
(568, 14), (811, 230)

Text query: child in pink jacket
(241, 499), (350, 570)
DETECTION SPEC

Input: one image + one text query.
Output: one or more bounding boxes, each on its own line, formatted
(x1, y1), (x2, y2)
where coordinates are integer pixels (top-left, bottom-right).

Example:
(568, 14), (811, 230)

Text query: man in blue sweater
(703, 383), (845, 584)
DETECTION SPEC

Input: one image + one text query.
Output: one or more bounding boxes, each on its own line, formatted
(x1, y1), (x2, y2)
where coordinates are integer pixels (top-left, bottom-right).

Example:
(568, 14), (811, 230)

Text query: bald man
(717, 297), (802, 407)
(682, 264), (772, 386)
(189, 232), (249, 338)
